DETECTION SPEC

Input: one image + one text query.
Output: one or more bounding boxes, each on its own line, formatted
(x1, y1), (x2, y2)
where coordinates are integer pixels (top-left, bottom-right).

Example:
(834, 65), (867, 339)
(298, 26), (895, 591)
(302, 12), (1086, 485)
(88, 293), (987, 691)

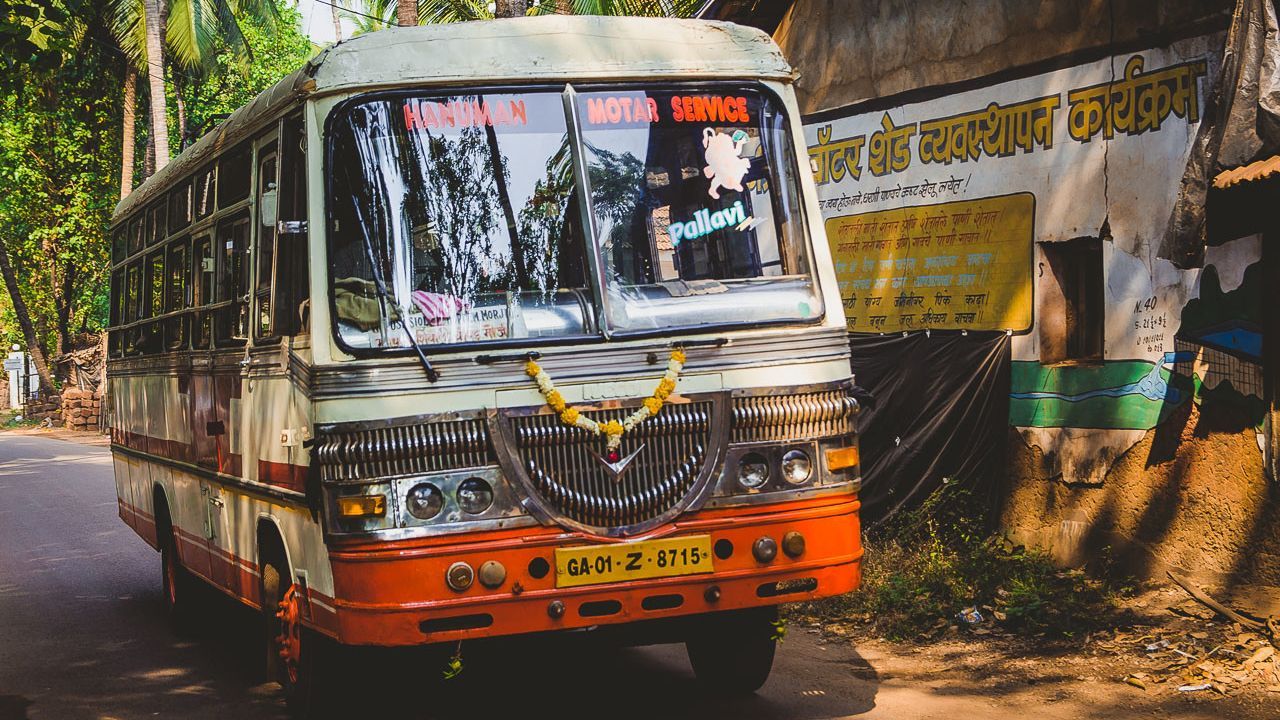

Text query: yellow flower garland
(525, 348), (687, 451)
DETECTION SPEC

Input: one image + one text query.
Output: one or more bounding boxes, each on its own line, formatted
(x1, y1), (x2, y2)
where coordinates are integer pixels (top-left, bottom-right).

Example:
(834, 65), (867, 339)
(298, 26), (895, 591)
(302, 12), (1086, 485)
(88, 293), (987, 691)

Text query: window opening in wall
(217, 143), (252, 207)
(195, 166), (216, 218)
(1039, 237), (1103, 363)
(192, 235), (214, 349)
(166, 239), (189, 350)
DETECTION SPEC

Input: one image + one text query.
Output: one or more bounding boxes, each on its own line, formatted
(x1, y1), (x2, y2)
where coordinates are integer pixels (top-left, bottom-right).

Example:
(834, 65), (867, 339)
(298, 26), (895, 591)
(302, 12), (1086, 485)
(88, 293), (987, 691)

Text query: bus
(106, 15), (862, 714)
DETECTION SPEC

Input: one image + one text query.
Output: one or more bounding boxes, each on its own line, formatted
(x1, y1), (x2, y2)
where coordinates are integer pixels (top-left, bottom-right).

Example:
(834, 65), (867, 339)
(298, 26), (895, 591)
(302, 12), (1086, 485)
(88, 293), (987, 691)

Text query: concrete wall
(785, 0), (1276, 585)
(776, 0), (1232, 114)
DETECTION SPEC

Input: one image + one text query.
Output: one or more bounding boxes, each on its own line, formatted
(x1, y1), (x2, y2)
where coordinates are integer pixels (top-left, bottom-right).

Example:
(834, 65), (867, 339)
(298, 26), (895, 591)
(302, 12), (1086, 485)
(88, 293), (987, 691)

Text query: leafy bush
(798, 484), (1131, 641)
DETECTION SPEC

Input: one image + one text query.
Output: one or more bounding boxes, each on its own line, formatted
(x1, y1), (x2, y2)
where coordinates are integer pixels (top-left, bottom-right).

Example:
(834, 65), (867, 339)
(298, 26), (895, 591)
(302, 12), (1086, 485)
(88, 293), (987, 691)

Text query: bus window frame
(169, 181), (192, 233)
(253, 136), (280, 344)
(195, 165), (217, 219)
(165, 237), (191, 351)
(273, 111), (309, 338)
(148, 198), (168, 247)
(191, 233), (214, 350)
(214, 213), (252, 346)
(321, 80), (825, 360)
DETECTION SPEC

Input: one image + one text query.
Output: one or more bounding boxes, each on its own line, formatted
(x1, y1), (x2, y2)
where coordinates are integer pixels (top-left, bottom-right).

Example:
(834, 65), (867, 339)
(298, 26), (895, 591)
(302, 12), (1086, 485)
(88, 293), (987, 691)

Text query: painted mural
(804, 32), (1267, 481)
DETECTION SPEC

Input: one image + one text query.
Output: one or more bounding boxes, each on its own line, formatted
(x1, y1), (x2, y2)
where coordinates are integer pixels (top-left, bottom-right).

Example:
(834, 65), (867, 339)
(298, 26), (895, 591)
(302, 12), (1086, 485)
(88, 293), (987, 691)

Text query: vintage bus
(106, 15), (862, 714)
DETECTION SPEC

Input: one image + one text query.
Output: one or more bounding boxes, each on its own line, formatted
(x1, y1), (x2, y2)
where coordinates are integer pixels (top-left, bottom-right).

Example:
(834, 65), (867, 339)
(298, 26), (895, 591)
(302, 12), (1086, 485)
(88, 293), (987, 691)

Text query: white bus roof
(114, 16), (791, 222)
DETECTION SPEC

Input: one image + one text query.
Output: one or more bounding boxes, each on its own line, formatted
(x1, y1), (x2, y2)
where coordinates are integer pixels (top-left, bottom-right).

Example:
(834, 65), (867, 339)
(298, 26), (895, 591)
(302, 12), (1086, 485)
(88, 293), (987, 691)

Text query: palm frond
(418, 0), (494, 24)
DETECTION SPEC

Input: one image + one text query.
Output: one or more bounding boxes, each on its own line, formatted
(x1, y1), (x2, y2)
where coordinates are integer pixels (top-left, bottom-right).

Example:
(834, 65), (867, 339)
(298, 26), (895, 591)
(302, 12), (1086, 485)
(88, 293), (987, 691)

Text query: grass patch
(796, 484), (1133, 641)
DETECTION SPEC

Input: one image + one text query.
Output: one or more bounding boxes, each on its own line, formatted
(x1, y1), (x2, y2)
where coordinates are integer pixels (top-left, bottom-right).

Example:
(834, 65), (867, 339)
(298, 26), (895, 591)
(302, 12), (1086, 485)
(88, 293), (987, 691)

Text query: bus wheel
(261, 554), (335, 716)
(685, 605), (778, 694)
(159, 522), (196, 633)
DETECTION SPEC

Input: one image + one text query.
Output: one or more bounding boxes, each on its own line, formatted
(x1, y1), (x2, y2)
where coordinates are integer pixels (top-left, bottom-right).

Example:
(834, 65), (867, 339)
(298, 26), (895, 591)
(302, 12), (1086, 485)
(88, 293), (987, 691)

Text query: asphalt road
(3, 432), (1087, 720)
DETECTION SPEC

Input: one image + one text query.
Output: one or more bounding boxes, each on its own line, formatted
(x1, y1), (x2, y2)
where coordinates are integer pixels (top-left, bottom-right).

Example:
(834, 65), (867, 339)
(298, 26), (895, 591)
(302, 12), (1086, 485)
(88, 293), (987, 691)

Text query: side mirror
(260, 186), (278, 228)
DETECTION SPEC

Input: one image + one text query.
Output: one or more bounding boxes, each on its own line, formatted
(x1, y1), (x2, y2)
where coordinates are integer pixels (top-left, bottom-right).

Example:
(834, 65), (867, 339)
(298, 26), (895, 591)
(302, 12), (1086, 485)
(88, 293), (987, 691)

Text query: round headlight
(737, 453), (769, 489)
(781, 449), (813, 485)
(406, 483), (443, 520)
(457, 477), (494, 514)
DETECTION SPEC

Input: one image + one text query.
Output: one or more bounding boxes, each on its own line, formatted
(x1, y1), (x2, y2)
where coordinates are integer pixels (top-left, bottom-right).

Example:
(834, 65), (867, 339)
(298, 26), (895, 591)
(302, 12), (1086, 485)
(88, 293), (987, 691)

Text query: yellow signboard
(827, 193), (1034, 333)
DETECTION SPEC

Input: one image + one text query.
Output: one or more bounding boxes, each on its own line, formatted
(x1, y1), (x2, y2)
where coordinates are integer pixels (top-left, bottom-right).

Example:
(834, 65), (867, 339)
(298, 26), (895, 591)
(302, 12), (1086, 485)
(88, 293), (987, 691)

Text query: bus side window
(129, 219), (143, 256)
(216, 216), (250, 344)
(218, 144), (252, 208)
(111, 228), (125, 264)
(166, 238), (189, 351)
(143, 250), (165, 354)
(125, 261), (141, 355)
(192, 235), (213, 349)
(195, 166), (216, 218)
(170, 182), (192, 233)
(255, 143), (279, 341)
(109, 270), (123, 357)
(274, 112), (308, 337)
(149, 199), (168, 246)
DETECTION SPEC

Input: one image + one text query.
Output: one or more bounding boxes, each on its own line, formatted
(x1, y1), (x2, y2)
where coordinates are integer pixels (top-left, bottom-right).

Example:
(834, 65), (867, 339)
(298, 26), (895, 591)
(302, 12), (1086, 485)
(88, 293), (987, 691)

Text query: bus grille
(312, 418), (494, 481)
(731, 390), (858, 444)
(510, 401), (713, 529)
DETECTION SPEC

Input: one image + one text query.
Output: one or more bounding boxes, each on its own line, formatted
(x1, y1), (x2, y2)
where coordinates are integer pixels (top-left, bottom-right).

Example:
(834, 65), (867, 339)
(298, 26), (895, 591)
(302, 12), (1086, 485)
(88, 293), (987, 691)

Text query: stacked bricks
(22, 394), (61, 423)
(61, 388), (101, 431)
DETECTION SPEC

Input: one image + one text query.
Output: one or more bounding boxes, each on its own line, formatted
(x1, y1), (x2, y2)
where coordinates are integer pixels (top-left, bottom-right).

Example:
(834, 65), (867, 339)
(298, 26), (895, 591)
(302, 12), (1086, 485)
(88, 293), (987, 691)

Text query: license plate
(555, 535), (715, 588)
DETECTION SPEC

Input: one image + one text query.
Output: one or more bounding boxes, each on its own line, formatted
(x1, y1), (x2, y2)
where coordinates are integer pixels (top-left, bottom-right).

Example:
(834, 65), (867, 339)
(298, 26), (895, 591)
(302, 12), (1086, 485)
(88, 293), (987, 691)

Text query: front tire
(261, 551), (336, 717)
(685, 606), (778, 694)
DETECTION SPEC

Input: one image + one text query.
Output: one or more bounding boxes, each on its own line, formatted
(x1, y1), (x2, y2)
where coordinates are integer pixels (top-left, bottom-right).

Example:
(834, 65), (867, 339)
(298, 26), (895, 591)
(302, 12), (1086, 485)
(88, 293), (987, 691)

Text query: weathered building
(768, 0), (1279, 584)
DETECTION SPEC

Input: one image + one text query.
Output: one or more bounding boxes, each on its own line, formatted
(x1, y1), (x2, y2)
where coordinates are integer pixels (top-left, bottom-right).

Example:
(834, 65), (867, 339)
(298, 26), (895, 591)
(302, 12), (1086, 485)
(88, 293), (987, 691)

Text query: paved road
(2, 432), (1125, 720)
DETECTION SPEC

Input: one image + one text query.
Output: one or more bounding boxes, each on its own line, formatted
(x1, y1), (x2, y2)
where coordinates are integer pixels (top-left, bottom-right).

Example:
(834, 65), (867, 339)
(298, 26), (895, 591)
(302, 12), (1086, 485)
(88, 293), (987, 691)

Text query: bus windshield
(326, 83), (820, 351)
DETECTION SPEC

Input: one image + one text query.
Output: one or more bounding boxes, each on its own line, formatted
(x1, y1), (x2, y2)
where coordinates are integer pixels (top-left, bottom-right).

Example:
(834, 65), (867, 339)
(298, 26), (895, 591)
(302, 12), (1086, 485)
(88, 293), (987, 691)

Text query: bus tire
(685, 605), (778, 694)
(158, 511), (196, 634)
(261, 548), (336, 716)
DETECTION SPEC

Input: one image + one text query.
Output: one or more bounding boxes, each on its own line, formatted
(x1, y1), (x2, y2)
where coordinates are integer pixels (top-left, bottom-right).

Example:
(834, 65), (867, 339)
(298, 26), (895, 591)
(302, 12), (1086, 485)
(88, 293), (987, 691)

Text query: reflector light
(337, 495), (386, 518)
(825, 446), (860, 471)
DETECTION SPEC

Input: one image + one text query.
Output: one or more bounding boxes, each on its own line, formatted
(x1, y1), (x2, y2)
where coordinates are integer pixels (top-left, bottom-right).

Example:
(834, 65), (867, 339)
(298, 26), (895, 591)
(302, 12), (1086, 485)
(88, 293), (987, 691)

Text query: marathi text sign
(829, 193), (1034, 333)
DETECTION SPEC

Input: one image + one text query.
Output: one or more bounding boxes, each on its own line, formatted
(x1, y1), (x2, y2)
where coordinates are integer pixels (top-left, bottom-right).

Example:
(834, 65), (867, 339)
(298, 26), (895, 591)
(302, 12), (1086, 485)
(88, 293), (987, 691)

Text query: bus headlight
(406, 483), (444, 520)
(737, 453), (769, 489)
(457, 477), (494, 514)
(781, 449), (813, 485)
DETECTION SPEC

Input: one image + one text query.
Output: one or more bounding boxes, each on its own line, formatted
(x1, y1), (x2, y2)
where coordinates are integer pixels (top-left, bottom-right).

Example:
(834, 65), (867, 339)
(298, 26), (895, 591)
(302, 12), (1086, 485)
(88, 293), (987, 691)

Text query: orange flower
(602, 420), (624, 436)
(561, 408), (580, 425)
(643, 397), (663, 415)
(671, 349), (687, 364)
(655, 377), (676, 399)
(524, 360), (541, 378)
(546, 390), (566, 412)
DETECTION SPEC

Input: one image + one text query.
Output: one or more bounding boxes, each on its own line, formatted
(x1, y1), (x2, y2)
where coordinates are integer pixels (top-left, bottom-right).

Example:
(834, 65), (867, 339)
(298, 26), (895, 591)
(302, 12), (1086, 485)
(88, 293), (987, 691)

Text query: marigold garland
(525, 348), (687, 451)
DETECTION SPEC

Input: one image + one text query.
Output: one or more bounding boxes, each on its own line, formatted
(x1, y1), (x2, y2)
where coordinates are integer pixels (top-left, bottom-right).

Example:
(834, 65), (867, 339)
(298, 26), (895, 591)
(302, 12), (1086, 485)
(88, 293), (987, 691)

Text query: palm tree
(397, 0), (417, 25)
(414, 0), (703, 22)
(110, 0), (279, 192)
(342, 0), (396, 35)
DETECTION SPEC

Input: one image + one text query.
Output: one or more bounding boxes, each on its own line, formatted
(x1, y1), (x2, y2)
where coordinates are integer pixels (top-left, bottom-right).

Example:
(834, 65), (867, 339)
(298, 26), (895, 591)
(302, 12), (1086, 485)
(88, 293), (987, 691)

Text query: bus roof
(113, 16), (791, 223)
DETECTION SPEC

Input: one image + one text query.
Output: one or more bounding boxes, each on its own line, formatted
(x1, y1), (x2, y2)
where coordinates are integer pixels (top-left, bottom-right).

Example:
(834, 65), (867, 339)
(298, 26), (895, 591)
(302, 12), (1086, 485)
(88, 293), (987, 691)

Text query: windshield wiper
(351, 213), (439, 383)
(371, 275), (439, 383)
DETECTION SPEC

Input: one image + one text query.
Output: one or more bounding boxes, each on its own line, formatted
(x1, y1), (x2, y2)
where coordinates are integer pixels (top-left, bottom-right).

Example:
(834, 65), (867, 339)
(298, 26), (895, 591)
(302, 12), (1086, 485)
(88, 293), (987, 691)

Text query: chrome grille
(313, 419), (494, 481)
(731, 390), (857, 443)
(511, 401), (713, 529)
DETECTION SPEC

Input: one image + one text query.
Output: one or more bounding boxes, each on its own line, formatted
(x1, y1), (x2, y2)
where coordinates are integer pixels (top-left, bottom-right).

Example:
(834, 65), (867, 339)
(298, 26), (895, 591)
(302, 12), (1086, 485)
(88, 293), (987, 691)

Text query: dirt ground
(791, 583), (1280, 719)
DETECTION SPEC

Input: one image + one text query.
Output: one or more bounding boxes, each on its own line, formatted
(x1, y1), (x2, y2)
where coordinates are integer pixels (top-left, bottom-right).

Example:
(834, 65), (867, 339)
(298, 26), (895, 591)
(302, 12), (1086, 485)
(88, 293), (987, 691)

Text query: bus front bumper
(312, 495), (862, 646)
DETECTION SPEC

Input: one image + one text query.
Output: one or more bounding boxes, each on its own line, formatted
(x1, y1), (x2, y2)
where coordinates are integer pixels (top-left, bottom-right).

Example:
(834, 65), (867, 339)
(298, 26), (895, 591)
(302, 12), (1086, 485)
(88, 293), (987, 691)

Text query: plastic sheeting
(1164, 0), (1280, 268)
(849, 331), (1012, 527)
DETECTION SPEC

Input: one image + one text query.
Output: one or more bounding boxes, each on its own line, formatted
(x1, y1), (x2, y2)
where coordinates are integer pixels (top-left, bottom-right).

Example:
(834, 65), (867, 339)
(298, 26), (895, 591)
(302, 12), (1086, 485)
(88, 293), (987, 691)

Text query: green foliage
(0, 0), (78, 91)
(178, 0), (316, 142)
(0, 2), (122, 352)
(799, 485), (1133, 642)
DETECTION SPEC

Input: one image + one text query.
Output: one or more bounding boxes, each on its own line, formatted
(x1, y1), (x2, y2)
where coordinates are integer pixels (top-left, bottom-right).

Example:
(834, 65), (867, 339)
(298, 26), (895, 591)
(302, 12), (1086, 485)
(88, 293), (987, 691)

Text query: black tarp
(849, 331), (1012, 527)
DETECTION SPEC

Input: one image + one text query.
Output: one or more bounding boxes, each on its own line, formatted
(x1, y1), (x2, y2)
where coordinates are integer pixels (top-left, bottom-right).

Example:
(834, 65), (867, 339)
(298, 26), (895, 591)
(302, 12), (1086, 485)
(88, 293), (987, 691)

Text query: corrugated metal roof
(1212, 154), (1280, 188)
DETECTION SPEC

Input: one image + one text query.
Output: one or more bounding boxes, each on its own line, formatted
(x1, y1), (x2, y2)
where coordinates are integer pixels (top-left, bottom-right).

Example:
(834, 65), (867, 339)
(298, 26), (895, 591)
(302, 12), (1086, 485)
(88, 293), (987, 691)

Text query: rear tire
(159, 518), (196, 633)
(685, 606), (778, 694)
